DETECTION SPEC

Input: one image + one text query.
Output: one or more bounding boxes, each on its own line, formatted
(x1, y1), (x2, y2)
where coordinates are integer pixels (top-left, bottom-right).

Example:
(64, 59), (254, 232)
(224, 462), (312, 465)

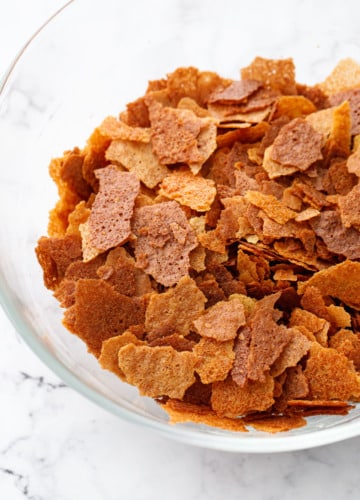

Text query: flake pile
(36, 57), (360, 433)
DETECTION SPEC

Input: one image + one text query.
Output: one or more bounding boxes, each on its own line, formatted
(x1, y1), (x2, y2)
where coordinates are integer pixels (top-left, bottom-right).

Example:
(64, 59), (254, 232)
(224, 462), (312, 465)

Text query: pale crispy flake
(161, 400), (247, 432)
(211, 375), (275, 418)
(145, 276), (206, 340)
(159, 169), (216, 211)
(318, 58), (360, 96)
(245, 191), (297, 224)
(193, 298), (246, 341)
(241, 57), (297, 95)
(86, 167), (139, 254)
(118, 344), (196, 399)
(105, 140), (170, 188)
(98, 115), (151, 143)
(270, 118), (323, 170)
(194, 338), (235, 384)
(304, 343), (360, 400)
(133, 201), (197, 287)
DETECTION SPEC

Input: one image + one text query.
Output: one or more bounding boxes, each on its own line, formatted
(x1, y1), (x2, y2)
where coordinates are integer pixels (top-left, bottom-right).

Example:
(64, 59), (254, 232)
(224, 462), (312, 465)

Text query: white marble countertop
(2, 1), (360, 499)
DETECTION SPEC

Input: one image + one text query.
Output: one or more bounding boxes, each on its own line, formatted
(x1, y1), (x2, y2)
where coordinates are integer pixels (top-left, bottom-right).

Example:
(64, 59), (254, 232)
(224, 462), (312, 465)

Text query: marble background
(2, 1), (360, 499)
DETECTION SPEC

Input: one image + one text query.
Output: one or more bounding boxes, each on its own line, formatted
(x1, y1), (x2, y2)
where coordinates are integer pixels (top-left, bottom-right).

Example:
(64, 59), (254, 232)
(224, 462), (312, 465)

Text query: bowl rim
(2, 0), (360, 453)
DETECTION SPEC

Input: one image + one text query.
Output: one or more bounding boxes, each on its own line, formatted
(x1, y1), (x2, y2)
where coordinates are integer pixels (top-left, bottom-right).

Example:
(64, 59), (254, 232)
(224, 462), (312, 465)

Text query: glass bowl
(1, 0), (360, 453)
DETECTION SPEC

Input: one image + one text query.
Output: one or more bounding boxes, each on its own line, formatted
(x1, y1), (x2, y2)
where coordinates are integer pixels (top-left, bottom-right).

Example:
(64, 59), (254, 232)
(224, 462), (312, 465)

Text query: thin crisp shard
(99, 331), (145, 379)
(194, 338), (235, 384)
(133, 201), (197, 286)
(64, 279), (146, 356)
(318, 58), (360, 96)
(270, 328), (312, 377)
(147, 97), (216, 168)
(118, 344), (196, 399)
(145, 276), (206, 340)
(243, 414), (306, 433)
(161, 399), (247, 432)
(304, 343), (360, 400)
(298, 261), (360, 310)
(193, 298), (246, 341)
(159, 169), (216, 211)
(247, 293), (293, 382)
(105, 140), (169, 188)
(86, 167), (139, 254)
(270, 118), (323, 170)
(241, 57), (297, 95)
(211, 375), (275, 418)
(209, 79), (262, 104)
(245, 191), (297, 224)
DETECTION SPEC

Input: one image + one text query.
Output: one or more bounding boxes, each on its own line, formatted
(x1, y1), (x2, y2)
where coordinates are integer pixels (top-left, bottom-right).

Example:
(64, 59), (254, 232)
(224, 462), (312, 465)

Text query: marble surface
(2, 1), (360, 499)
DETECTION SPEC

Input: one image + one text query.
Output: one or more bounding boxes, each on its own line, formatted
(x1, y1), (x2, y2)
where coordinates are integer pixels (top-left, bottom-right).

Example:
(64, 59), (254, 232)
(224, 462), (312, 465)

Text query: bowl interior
(1, 0), (360, 452)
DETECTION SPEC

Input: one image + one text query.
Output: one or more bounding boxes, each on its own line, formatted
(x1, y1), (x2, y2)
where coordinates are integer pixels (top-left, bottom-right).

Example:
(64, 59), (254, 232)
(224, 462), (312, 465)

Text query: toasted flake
(133, 201), (197, 287)
(147, 97), (215, 168)
(283, 366), (309, 400)
(311, 210), (360, 260)
(270, 328), (312, 377)
(194, 338), (235, 384)
(231, 326), (252, 387)
(245, 191), (297, 224)
(106, 140), (170, 188)
(247, 293), (293, 382)
(244, 414), (306, 433)
(304, 343), (360, 400)
(211, 375), (274, 418)
(328, 88), (360, 135)
(318, 58), (360, 96)
(66, 201), (91, 237)
(338, 183), (360, 228)
(326, 305), (352, 329)
(270, 118), (323, 170)
(149, 333), (195, 352)
(216, 122), (269, 148)
(347, 148), (360, 177)
(290, 308), (330, 347)
(329, 329), (360, 369)
(241, 57), (297, 95)
(99, 332), (145, 379)
(98, 115), (151, 143)
(193, 298), (246, 341)
(325, 101), (351, 158)
(271, 95), (316, 120)
(145, 276), (206, 340)
(209, 79), (262, 104)
(35, 235), (82, 290)
(86, 167), (139, 255)
(118, 344), (196, 399)
(159, 169), (216, 211)
(161, 400), (247, 432)
(262, 146), (297, 179)
(64, 279), (146, 356)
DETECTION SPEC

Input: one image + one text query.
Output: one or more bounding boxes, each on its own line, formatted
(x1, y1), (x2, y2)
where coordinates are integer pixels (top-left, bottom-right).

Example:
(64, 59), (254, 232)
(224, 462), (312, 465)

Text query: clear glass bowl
(1, 0), (360, 453)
